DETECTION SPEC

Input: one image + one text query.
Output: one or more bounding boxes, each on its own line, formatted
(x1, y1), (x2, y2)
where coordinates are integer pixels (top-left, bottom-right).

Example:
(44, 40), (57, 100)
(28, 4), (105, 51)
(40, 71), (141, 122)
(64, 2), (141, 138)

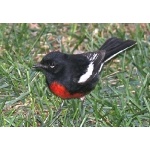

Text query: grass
(0, 23), (150, 127)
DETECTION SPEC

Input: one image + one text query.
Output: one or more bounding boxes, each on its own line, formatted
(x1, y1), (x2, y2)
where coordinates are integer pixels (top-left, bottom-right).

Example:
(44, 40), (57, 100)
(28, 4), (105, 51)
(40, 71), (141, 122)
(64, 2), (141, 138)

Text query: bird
(33, 37), (136, 99)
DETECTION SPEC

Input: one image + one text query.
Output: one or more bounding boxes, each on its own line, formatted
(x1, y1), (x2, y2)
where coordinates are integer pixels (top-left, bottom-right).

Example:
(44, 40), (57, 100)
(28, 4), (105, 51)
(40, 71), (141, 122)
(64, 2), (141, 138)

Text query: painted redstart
(33, 37), (136, 99)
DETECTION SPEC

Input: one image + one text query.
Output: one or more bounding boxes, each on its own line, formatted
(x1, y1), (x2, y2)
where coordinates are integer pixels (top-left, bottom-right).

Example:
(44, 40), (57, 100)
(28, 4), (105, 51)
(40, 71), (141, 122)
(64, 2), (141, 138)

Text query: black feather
(99, 37), (136, 62)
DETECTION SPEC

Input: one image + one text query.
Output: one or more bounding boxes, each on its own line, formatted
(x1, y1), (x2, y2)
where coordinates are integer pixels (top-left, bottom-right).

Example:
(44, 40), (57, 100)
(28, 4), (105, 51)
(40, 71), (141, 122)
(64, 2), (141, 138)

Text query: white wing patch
(89, 53), (98, 61)
(78, 62), (94, 83)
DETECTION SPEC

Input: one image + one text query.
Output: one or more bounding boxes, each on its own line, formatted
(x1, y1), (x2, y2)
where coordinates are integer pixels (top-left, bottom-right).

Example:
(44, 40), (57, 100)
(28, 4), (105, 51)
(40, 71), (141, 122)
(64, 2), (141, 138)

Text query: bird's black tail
(99, 37), (136, 63)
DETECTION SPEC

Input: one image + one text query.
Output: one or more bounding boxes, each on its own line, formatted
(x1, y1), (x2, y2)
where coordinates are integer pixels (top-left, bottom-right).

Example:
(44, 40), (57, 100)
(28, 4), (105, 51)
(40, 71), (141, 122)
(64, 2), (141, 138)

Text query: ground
(0, 23), (150, 126)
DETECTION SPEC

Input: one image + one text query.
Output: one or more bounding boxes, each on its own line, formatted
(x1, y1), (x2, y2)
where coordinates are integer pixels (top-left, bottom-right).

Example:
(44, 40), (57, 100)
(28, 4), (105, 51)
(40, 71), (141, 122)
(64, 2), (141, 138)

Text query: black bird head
(33, 51), (67, 74)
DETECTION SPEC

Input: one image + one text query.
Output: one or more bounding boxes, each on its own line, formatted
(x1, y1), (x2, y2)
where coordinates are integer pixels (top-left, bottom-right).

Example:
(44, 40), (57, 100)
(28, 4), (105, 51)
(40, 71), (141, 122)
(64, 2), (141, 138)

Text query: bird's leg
(80, 96), (86, 112)
(80, 96), (86, 101)
(49, 101), (64, 126)
(55, 100), (65, 116)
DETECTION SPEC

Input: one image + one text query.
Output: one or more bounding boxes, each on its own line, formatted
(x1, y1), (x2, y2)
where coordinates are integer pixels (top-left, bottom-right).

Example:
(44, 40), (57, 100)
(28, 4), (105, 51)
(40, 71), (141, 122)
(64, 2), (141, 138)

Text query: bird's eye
(49, 62), (55, 68)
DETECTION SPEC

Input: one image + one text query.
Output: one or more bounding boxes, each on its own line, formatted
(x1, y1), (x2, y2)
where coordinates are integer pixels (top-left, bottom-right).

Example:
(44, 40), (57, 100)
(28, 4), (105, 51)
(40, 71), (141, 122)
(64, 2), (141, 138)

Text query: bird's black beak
(33, 63), (47, 70)
(33, 63), (42, 69)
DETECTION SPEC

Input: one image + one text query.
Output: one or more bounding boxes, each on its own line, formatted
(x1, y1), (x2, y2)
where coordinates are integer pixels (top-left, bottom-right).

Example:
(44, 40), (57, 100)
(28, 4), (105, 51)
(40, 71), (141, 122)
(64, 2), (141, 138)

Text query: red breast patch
(49, 81), (85, 99)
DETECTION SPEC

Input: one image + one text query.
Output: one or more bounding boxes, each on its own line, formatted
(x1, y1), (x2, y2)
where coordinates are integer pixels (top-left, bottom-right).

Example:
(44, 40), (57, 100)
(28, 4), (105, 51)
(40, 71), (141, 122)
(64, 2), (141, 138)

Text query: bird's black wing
(73, 50), (106, 84)
(69, 37), (136, 85)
